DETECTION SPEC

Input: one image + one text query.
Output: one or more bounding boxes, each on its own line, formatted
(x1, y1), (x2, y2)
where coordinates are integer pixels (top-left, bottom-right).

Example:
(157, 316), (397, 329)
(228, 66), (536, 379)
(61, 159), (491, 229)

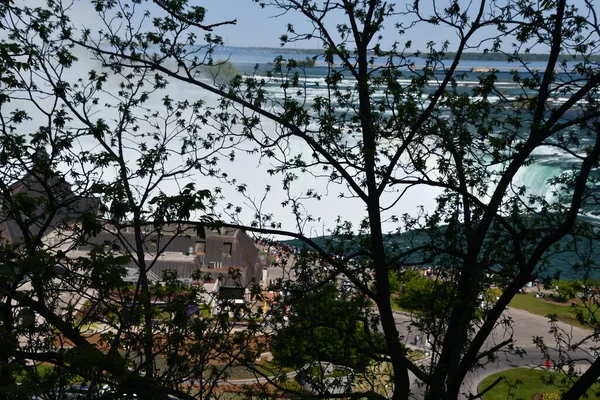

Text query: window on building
(195, 240), (206, 255)
(222, 242), (232, 257)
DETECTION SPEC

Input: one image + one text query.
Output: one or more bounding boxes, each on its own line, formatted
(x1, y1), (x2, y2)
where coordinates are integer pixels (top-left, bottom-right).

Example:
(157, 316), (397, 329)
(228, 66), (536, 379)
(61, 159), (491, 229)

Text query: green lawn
(205, 362), (295, 380)
(508, 293), (597, 328)
(391, 296), (409, 312)
(391, 296), (420, 314)
(479, 368), (600, 400)
(393, 290), (596, 328)
(510, 294), (574, 318)
(15, 364), (56, 382)
(255, 361), (295, 376)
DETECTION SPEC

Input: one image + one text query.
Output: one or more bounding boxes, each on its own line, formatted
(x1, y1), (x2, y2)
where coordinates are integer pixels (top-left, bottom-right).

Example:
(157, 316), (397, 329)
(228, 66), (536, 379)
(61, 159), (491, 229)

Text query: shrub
(197, 60), (240, 84)
(295, 56), (316, 68)
(555, 280), (582, 302)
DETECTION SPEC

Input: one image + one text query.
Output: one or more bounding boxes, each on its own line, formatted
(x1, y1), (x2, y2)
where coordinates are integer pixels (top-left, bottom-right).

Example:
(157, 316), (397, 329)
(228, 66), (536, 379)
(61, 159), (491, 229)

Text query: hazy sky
(174, 1), (498, 51)
(192, 0), (590, 52)
(63, 0), (592, 53)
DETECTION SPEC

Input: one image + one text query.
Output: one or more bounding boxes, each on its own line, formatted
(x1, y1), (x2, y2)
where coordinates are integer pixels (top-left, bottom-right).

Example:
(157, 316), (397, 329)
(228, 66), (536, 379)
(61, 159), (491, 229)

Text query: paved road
(395, 307), (591, 349)
(394, 307), (596, 398)
(460, 347), (593, 399)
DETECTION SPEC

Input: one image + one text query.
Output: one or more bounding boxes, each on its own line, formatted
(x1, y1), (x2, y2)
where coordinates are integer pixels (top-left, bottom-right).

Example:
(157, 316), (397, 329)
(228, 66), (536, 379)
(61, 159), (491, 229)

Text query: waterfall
(511, 162), (566, 205)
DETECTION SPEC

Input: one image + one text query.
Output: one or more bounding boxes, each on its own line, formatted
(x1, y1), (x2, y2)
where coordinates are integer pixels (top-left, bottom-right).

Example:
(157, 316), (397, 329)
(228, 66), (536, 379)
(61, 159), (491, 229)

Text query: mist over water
(209, 47), (600, 280)
(14, 46), (596, 279)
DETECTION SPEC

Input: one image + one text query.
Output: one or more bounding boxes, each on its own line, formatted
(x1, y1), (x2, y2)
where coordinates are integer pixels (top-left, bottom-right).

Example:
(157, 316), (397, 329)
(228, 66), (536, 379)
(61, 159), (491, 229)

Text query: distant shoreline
(262, 61), (560, 73)
(223, 45), (600, 63)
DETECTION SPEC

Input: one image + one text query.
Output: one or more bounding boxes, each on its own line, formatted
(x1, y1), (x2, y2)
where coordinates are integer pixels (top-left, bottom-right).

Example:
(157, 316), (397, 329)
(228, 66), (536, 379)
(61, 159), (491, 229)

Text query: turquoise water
(282, 231), (600, 281)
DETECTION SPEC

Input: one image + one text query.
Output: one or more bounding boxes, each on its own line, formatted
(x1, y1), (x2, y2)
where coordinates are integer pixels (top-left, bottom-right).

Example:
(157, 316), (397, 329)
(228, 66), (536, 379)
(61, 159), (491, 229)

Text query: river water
(207, 47), (600, 280)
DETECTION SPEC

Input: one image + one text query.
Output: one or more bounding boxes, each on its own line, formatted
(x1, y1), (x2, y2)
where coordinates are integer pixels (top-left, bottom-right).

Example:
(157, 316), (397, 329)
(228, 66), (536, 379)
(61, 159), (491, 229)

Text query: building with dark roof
(79, 226), (263, 292)
(0, 172), (101, 244)
(1, 171), (263, 301)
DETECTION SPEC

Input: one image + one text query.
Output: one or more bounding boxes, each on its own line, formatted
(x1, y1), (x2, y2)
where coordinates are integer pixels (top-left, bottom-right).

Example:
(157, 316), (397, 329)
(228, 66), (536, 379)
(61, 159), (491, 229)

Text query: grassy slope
(510, 294), (575, 318)
(392, 290), (597, 329)
(480, 368), (600, 400)
(508, 293), (599, 328)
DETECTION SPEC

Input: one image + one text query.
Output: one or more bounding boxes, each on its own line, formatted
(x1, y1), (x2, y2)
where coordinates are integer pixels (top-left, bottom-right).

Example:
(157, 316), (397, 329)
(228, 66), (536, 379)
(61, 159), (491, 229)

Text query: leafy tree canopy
(1, 1), (600, 400)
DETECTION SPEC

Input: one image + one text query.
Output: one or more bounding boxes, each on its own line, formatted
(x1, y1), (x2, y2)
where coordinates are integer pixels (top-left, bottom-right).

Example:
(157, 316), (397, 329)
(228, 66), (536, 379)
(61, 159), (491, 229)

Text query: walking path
(394, 305), (596, 398)
(461, 307), (594, 398)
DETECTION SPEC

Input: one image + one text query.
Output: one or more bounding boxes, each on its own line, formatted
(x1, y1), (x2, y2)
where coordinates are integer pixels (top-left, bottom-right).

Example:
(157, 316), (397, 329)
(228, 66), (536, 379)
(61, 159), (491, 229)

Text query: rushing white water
(511, 163), (565, 205)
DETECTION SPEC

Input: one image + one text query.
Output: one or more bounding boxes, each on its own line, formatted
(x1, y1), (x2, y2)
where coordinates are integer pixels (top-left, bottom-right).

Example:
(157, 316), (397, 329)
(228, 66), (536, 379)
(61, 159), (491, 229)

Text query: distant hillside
(278, 231), (600, 281)
(446, 52), (600, 62)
